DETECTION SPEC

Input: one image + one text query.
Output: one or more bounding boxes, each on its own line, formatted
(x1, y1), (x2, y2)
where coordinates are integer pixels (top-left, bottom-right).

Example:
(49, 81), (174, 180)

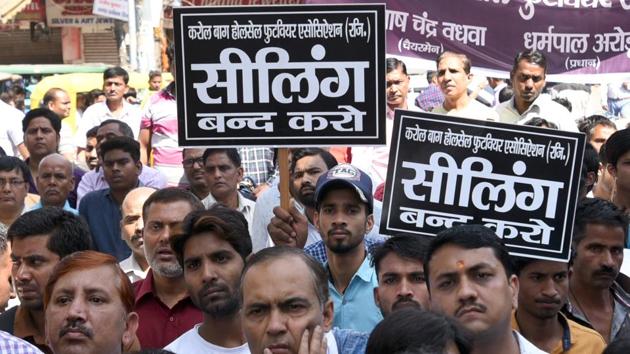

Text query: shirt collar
(134, 269), (157, 303)
(204, 192), (252, 213)
(14, 306), (46, 346)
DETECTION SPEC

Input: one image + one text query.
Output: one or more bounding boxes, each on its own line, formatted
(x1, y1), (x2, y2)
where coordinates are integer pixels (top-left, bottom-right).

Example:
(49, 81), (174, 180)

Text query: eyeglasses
(183, 157), (205, 168)
(0, 179), (25, 188)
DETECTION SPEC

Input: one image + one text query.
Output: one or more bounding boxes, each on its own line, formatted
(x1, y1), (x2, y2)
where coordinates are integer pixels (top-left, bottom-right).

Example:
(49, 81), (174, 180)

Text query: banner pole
(278, 148), (290, 210)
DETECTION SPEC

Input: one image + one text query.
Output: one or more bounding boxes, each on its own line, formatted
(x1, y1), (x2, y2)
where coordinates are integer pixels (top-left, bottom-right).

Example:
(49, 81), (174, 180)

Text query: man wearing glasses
(0, 157), (32, 230)
(181, 148), (209, 201)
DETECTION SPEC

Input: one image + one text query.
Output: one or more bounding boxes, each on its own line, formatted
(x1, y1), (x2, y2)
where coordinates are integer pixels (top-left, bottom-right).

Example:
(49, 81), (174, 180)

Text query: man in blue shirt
(79, 136), (141, 261)
(310, 164), (383, 332)
(31, 154), (77, 214)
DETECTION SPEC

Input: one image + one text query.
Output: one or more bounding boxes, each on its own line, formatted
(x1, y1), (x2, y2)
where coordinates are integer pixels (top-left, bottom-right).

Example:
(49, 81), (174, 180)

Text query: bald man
(32, 154), (77, 214)
(42, 88), (75, 161)
(119, 187), (156, 282)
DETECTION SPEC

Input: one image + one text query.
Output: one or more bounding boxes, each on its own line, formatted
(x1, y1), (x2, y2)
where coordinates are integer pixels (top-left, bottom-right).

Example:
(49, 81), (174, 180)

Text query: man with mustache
(371, 234), (430, 317)
(496, 50), (576, 131)
(133, 188), (204, 348)
(166, 205), (252, 353)
(119, 187), (156, 282)
(512, 257), (606, 353)
(432, 51), (499, 121)
(44, 251), (139, 354)
(425, 224), (545, 354)
(79, 137), (141, 261)
(564, 198), (630, 343)
(0, 208), (92, 352)
(309, 164), (382, 332)
(32, 154), (76, 214)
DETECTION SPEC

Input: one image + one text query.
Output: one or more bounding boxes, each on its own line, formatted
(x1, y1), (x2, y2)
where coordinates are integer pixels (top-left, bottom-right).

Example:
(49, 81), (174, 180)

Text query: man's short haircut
(289, 148), (338, 175)
(512, 49), (547, 75)
(149, 70), (162, 80)
(583, 143), (599, 177)
(99, 119), (134, 138)
(142, 187), (204, 223)
(99, 136), (140, 163)
(7, 207), (93, 258)
(605, 128), (630, 167)
(552, 97), (572, 112)
(499, 86), (514, 103)
(240, 246), (329, 305)
(0, 156), (30, 182)
(426, 70), (437, 82)
(43, 251), (134, 313)
(371, 234), (430, 277)
(86, 125), (99, 139)
(103, 66), (129, 84)
(599, 142), (609, 165)
(577, 115), (616, 141)
(386, 57), (408, 75)
(424, 224), (513, 289)
(522, 117), (558, 129)
(366, 308), (471, 354)
(202, 148), (241, 168)
(42, 88), (66, 106)
(573, 198), (628, 248)
(22, 108), (62, 134)
(436, 51), (472, 74)
(512, 256), (569, 277)
(171, 204), (253, 266)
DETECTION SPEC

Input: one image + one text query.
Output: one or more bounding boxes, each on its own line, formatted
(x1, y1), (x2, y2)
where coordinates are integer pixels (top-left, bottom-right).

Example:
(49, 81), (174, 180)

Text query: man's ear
(365, 213), (374, 233)
(322, 300), (334, 332)
(509, 274), (519, 310)
(122, 312), (140, 351)
(373, 287), (381, 308)
(607, 163), (617, 179)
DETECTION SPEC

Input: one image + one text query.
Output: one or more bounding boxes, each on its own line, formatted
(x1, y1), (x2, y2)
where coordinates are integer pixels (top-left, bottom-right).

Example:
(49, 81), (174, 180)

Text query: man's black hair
(605, 128), (630, 167)
(289, 148), (337, 175)
(99, 119), (134, 138)
(366, 308), (471, 354)
(22, 108), (61, 134)
(103, 66), (129, 84)
(387, 57), (408, 75)
(86, 126), (99, 139)
(142, 187), (205, 224)
(512, 256), (570, 277)
(424, 224), (513, 290)
(202, 148), (241, 167)
(573, 198), (628, 249)
(99, 136), (140, 163)
(371, 234), (430, 277)
(512, 49), (547, 76)
(0, 156), (30, 182)
(577, 115), (616, 141)
(7, 207), (93, 258)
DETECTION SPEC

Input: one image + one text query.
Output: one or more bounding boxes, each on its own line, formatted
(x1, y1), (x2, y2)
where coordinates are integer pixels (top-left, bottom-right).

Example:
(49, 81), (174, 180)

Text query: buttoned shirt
(326, 256), (383, 332)
(433, 98), (500, 121)
(304, 234), (385, 264)
(0, 329), (43, 354)
(512, 311), (606, 354)
(330, 328), (368, 354)
(133, 270), (203, 349)
(76, 100), (142, 146)
(79, 188), (131, 261)
(119, 255), (148, 283)
(238, 147), (276, 186)
(28, 201), (78, 215)
(76, 164), (167, 206)
(0, 101), (24, 157)
(202, 191), (255, 235)
(564, 281), (630, 342)
(496, 95), (578, 132)
(415, 84), (444, 111)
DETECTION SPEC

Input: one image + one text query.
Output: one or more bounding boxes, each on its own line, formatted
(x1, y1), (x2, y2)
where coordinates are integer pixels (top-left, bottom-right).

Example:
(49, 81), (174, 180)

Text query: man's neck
(443, 95), (470, 111)
(570, 277), (613, 309)
(26, 308), (45, 339)
(106, 99), (124, 114)
(387, 102), (407, 112)
(133, 252), (149, 271)
(28, 156), (42, 177)
(199, 314), (246, 348)
(471, 327), (520, 354)
(0, 206), (24, 226)
(514, 98), (532, 115)
(213, 192), (239, 210)
(515, 310), (563, 353)
(110, 184), (137, 205)
(191, 185), (210, 201)
(152, 272), (189, 309)
(327, 243), (366, 294)
(612, 187), (630, 210)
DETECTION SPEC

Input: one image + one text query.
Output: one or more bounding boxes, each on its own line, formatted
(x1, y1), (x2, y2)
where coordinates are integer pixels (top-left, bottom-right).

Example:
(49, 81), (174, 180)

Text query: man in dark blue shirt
(79, 136), (141, 260)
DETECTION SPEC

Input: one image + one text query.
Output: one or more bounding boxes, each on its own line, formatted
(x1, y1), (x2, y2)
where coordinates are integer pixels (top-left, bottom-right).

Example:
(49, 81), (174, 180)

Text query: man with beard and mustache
(119, 187), (156, 282)
(370, 235), (430, 317)
(512, 257), (606, 353)
(44, 251), (139, 354)
(133, 188), (204, 348)
(496, 50), (576, 131)
(166, 205), (252, 353)
(308, 164), (383, 332)
(79, 137), (141, 261)
(0, 208), (92, 352)
(425, 224), (545, 354)
(564, 198), (630, 343)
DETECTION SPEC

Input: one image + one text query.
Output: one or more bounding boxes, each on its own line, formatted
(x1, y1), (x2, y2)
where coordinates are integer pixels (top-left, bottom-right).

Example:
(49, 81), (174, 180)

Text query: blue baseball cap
(314, 164), (373, 212)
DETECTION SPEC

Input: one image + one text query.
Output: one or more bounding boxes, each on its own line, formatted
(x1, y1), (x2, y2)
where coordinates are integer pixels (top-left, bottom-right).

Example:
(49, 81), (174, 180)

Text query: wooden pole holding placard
(278, 148), (290, 210)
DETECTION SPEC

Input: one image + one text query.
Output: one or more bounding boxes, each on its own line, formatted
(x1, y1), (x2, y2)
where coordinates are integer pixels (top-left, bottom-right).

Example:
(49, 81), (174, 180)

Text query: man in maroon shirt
(133, 188), (204, 348)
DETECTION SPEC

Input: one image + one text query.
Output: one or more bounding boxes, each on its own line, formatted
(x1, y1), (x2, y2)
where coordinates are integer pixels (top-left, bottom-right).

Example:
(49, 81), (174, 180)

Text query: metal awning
(0, 0), (32, 24)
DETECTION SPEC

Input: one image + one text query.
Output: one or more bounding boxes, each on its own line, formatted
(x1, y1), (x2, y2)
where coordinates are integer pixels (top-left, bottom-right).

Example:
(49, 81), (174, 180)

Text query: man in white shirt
(166, 205), (252, 354)
(76, 66), (142, 148)
(496, 50), (576, 132)
(42, 88), (75, 160)
(432, 51), (499, 121)
(0, 100), (27, 158)
(201, 149), (255, 234)
(119, 186), (156, 282)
